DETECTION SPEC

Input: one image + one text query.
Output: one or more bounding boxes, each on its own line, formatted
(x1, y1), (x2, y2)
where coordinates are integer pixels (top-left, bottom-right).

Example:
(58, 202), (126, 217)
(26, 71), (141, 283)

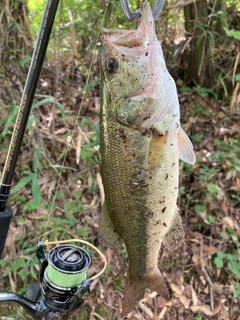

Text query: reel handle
(0, 292), (42, 320)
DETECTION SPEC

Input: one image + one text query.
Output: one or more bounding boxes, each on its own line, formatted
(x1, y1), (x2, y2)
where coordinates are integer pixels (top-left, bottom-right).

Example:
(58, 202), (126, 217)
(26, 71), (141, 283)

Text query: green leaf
(207, 214), (215, 223)
(207, 183), (218, 193)
(229, 260), (240, 278)
(32, 96), (54, 109)
(33, 147), (42, 173)
(214, 256), (223, 268)
(235, 74), (240, 82)
(11, 175), (33, 194)
(0, 259), (9, 267)
(226, 253), (233, 260)
(194, 204), (206, 213)
(180, 86), (193, 93)
(223, 27), (240, 40)
(1, 105), (18, 137)
(78, 79), (100, 94)
(217, 251), (226, 259)
(32, 174), (41, 207)
(56, 101), (67, 119)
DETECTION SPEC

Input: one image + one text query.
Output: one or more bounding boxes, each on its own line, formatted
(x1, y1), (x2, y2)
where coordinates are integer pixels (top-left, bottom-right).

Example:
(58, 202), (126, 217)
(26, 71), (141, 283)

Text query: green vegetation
(0, 0), (239, 319)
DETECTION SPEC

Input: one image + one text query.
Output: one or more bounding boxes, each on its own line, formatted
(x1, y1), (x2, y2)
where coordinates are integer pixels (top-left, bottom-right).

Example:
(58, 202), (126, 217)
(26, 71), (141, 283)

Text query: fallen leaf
(191, 286), (199, 306)
(203, 244), (218, 256)
(220, 302), (230, 320)
(190, 304), (221, 316)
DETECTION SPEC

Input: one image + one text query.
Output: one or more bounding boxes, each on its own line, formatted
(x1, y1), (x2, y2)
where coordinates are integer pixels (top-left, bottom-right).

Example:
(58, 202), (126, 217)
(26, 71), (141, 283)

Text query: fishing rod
(0, 0), (162, 318)
(0, 0), (107, 319)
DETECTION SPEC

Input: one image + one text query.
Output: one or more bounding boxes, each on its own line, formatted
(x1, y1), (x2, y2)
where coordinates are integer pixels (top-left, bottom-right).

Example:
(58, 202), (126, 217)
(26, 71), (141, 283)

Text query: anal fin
(98, 202), (123, 248)
(162, 207), (184, 251)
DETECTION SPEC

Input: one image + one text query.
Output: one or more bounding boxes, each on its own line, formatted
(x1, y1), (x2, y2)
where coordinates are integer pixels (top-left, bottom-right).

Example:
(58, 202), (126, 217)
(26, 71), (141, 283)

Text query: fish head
(101, 2), (177, 129)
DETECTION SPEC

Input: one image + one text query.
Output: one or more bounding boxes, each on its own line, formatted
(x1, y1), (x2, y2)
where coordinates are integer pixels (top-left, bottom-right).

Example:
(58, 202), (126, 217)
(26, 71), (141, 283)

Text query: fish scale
(98, 1), (195, 315)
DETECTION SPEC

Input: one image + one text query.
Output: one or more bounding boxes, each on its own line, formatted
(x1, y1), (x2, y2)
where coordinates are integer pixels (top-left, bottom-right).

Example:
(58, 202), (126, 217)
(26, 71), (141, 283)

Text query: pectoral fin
(117, 97), (167, 129)
(178, 127), (196, 165)
(98, 202), (123, 248)
(162, 207), (184, 251)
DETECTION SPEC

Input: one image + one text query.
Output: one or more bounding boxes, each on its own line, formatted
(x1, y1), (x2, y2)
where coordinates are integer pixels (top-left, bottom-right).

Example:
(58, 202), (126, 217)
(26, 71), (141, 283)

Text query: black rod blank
(0, 0), (59, 258)
(0, 0), (59, 212)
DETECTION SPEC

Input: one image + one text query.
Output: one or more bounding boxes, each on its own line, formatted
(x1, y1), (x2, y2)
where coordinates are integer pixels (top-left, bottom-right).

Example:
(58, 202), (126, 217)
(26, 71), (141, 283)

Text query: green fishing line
(47, 264), (86, 287)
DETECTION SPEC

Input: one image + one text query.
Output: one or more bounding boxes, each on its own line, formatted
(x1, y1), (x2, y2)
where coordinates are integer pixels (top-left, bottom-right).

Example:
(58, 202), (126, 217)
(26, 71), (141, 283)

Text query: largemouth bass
(99, 1), (195, 315)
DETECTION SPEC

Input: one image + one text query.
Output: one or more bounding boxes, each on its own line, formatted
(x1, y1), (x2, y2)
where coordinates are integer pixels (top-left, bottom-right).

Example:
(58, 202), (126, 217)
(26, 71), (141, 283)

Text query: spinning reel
(0, 239), (107, 320)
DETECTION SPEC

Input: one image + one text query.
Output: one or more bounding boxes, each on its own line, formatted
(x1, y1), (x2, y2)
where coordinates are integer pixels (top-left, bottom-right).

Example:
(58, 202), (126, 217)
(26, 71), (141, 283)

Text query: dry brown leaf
(203, 244), (218, 256)
(96, 172), (105, 203)
(169, 282), (190, 308)
(222, 216), (235, 230)
(192, 253), (200, 264)
(169, 282), (182, 296)
(190, 304), (221, 316)
(191, 286), (199, 306)
(220, 302), (230, 320)
(158, 306), (168, 319)
(138, 300), (154, 318)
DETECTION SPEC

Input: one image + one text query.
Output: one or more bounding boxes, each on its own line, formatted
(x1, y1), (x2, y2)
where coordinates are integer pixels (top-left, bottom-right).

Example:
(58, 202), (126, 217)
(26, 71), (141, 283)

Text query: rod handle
(0, 206), (13, 258)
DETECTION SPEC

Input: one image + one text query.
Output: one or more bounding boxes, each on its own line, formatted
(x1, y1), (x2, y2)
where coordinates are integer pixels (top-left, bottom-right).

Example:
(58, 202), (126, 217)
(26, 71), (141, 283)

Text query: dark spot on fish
(121, 54), (125, 57)
(163, 222), (167, 227)
(175, 187), (177, 189)
(170, 143), (173, 146)
(149, 176), (152, 179)
(176, 123), (179, 128)
(162, 207), (167, 213)
(172, 163), (175, 167)
(145, 52), (148, 56)
(158, 133), (163, 137)
(154, 220), (161, 226)
(165, 174), (168, 180)
(141, 128), (151, 138)
(147, 210), (154, 218)
(143, 115), (151, 120)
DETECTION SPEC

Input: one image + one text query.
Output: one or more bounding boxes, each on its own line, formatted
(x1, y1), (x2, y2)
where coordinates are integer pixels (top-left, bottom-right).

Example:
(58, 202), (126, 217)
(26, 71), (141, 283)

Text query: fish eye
(104, 57), (119, 74)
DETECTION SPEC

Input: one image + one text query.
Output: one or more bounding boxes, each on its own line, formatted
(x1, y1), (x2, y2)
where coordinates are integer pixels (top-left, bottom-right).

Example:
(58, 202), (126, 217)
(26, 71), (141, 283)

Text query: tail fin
(122, 268), (170, 315)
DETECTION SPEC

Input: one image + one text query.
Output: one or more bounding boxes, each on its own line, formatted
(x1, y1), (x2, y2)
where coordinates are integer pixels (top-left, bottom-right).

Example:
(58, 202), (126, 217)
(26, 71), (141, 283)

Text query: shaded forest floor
(0, 55), (239, 320)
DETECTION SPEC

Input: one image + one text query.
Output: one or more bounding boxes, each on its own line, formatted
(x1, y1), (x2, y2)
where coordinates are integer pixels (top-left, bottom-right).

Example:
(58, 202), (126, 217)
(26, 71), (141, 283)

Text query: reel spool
(0, 239), (106, 319)
(41, 244), (91, 312)
(34, 239), (107, 318)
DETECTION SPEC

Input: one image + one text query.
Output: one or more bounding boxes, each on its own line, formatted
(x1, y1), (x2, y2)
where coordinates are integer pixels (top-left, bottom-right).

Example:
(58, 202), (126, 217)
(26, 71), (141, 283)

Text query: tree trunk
(0, 0), (32, 106)
(183, 0), (216, 88)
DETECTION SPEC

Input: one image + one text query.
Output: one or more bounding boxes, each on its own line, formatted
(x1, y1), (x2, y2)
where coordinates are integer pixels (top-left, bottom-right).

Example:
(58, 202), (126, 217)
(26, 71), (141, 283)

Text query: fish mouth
(102, 2), (156, 48)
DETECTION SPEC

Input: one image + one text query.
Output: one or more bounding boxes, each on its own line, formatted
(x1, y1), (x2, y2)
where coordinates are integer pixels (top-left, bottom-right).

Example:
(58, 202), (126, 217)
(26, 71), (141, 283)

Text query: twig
(160, 0), (200, 13)
(93, 312), (106, 320)
(200, 238), (214, 310)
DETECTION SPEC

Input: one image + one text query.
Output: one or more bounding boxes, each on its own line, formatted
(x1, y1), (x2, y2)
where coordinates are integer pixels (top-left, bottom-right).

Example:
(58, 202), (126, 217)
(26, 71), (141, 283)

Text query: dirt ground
(0, 55), (239, 320)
